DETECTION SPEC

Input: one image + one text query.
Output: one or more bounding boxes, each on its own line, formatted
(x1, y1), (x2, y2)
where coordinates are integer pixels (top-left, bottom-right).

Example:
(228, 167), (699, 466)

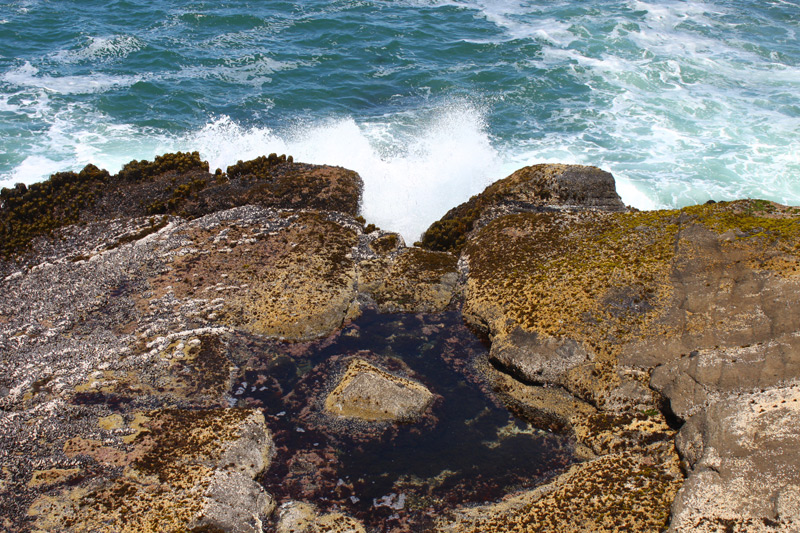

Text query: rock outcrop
(419, 163), (626, 254)
(275, 501), (366, 533)
(3, 155), (800, 532)
(24, 408), (274, 533)
(324, 358), (435, 422)
(669, 382), (800, 532)
(423, 165), (800, 531)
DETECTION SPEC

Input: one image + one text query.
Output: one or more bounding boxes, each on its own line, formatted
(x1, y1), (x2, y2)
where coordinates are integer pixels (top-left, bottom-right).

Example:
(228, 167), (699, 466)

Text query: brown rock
(26, 408), (274, 533)
(438, 450), (682, 533)
(419, 163), (626, 254)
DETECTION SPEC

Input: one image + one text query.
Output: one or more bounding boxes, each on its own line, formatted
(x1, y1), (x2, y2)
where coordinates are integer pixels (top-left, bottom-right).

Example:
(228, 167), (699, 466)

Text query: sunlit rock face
(324, 358), (435, 422)
(3, 155), (800, 532)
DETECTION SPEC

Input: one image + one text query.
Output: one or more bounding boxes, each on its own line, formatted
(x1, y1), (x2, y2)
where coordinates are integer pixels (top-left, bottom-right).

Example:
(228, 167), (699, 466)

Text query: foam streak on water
(1, 0), (798, 241)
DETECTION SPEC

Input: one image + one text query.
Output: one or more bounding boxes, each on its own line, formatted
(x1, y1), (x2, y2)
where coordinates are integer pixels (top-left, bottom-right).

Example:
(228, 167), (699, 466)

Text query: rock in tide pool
(324, 358), (434, 423)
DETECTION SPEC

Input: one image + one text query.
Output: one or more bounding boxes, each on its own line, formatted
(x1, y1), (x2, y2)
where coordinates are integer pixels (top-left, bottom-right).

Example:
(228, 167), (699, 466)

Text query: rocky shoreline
(1, 154), (799, 532)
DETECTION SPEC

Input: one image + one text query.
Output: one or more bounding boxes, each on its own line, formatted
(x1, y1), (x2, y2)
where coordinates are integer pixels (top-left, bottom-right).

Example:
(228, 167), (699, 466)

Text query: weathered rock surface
(419, 163), (626, 254)
(0, 152), (363, 268)
(0, 154), (467, 532)
(4, 155), (800, 532)
(428, 165), (800, 532)
(324, 358), (434, 422)
(357, 233), (459, 313)
(23, 408), (274, 533)
(462, 199), (800, 411)
(438, 450), (682, 533)
(276, 501), (366, 533)
(669, 382), (800, 532)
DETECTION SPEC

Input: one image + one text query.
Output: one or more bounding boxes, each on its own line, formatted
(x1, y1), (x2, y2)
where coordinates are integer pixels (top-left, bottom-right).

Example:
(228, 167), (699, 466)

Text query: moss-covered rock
(456, 192), (800, 532)
(117, 151), (209, 182)
(229, 155), (363, 216)
(0, 164), (110, 258)
(144, 209), (360, 341)
(0, 152), (363, 263)
(438, 449), (682, 533)
(463, 200), (800, 412)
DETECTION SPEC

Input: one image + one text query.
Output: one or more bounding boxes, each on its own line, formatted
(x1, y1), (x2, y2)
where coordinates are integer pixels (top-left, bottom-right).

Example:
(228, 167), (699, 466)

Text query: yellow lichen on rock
(147, 211), (359, 341)
(27, 469), (83, 489)
(277, 501), (366, 533)
(438, 449), (683, 533)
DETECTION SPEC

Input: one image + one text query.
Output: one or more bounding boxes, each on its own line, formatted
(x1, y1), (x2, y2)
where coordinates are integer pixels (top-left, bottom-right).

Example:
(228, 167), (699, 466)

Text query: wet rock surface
(3, 157), (800, 532)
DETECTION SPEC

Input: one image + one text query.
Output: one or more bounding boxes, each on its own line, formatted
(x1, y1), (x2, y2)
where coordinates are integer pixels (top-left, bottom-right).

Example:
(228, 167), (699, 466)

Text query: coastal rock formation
(0, 152), (363, 268)
(668, 382), (800, 532)
(438, 450), (682, 533)
(24, 408), (274, 533)
(324, 358), (435, 422)
(419, 163), (626, 254)
(425, 165), (800, 531)
(3, 156), (800, 532)
(357, 232), (459, 313)
(275, 501), (366, 533)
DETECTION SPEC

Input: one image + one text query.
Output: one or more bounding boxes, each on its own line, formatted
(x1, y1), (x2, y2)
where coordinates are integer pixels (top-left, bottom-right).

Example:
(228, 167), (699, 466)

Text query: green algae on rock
(0, 152), (363, 263)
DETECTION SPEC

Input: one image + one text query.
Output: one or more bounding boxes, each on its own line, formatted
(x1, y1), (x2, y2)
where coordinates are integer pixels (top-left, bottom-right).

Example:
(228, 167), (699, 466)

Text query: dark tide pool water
(234, 310), (578, 531)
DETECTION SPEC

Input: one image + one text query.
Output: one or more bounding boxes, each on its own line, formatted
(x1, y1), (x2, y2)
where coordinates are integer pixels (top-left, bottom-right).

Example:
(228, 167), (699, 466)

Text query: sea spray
(188, 102), (502, 242)
(1, 0), (798, 231)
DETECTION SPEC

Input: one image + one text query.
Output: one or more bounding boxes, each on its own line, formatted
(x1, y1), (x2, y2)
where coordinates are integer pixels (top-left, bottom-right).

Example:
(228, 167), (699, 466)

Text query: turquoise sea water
(1, 0), (799, 240)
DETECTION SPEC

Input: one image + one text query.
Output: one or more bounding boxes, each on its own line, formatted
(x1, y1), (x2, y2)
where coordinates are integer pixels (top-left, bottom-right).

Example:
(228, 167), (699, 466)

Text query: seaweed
(0, 164), (110, 258)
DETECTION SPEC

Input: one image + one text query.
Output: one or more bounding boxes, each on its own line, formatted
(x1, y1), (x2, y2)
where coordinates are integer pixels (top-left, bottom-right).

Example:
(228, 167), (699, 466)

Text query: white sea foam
(186, 103), (502, 241)
(2, 62), (141, 94)
(175, 55), (302, 87)
(0, 156), (65, 191)
(2, 0), (799, 238)
(0, 101), (502, 243)
(51, 35), (143, 64)
(410, 0), (575, 45)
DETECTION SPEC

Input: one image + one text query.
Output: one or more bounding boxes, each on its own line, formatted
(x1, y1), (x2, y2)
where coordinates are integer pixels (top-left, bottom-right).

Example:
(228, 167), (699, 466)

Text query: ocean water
(1, 0), (799, 241)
